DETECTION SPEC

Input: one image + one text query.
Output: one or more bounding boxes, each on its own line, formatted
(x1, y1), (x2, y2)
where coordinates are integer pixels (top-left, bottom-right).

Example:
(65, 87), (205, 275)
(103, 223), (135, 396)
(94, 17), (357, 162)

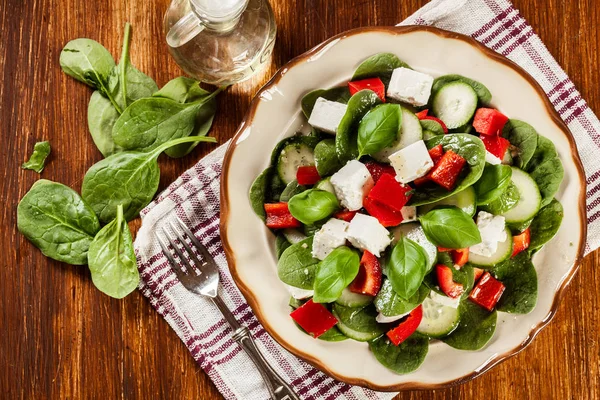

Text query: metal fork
(157, 217), (300, 400)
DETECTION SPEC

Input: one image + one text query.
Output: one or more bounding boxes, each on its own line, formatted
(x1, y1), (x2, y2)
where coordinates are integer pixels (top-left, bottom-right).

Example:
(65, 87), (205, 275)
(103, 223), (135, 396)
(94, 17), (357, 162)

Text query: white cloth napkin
(134, 1), (600, 398)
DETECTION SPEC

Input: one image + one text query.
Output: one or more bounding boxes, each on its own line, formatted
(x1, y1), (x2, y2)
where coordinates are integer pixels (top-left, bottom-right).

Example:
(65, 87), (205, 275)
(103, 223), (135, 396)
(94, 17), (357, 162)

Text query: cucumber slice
(277, 143), (315, 184)
(332, 304), (385, 342)
(502, 149), (513, 165)
(372, 107), (423, 162)
(432, 82), (478, 129)
(389, 223), (437, 271)
(335, 287), (374, 307)
(467, 228), (513, 267)
(418, 186), (477, 217)
(416, 293), (460, 338)
(315, 177), (335, 194)
(500, 168), (541, 224)
(282, 229), (307, 245)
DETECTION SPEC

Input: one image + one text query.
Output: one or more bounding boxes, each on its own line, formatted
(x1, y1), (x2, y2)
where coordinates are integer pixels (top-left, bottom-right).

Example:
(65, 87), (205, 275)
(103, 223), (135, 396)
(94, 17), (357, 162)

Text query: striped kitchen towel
(133, 0), (600, 399)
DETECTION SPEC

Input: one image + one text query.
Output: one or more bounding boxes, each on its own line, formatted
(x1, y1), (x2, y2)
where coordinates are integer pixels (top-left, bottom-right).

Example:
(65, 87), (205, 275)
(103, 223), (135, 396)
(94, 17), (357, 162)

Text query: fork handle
(211, 297), (300, 400)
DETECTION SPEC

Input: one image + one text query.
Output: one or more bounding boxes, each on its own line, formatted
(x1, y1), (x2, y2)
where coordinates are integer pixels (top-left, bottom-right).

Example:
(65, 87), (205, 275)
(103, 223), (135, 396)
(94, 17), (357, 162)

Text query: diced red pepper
(367, 174), (412, 212)
(437, 247), (452, 252)
(473, 108), (509, 136)
(481, 135), (511, 160)
(436, 264), (464, 298)
(363, 197), (404, 227)
(364, 161), (396, 183)
(334, 210), (357, 222)
(428, 144), (444, 164)
(452, 248), (469, 267)
(421, 116), (449, 134)
(264, 203), (302, 229)
(348, 251), (382, 296)
(290, 299), (339, 338)
(469, 272), (506, 311)
(386, 305), (423, 346)
(512, 228), (531, 257)
(348, 77), (386, 102)
(473, 267), (484, 283)
(296, 165), (320, 186)
(415, 109), (429, 119)
(429, 150), (466, 191)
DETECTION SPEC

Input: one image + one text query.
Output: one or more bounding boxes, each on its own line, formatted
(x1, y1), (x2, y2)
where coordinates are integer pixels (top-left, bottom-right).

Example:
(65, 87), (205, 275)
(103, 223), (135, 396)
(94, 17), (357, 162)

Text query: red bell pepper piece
(469, 272), (506, 311)
(473, 108), (509, 136)
(415, 109), (429, 119)
(436, 264), (464, 298)
(386, 305), (423, 346)
(367, 174), (412, 212)
(364, 161), (396, 183)
(481, 135), (511, 160)
(421, 116), (449, 134)
(437, 246), (452, 252)
(428, 144), (444, 164)
(264, 203), (302, 229)
(333, 210), (357, 222)
(290, 299), (338, 338)
(296, 165), (320, 186)
(473, 267), (484, 283)
(348, 251), (382, 296)
(452, 248), (469, 267)
(348, 77), (386, 102)
(363, 197), (404, 227)
(512, 228), (531, 257)
(429, 150), (467, 191)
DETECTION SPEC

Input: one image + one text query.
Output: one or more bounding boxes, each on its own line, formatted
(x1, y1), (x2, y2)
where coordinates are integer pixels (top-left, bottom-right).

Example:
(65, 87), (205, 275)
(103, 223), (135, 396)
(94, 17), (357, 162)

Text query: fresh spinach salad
(17, 23), (220, 299)
(249, 52), (565, 373)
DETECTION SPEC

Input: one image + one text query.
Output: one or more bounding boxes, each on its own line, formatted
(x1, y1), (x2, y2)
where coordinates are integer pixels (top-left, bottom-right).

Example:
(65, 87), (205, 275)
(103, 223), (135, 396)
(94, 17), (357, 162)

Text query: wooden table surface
(2, 0), (599, 398)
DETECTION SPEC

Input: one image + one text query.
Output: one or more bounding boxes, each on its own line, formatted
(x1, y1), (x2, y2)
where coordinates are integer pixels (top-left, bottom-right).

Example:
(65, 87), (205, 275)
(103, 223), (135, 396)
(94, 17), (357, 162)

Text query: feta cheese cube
(428, 290), (461, 309)
(389, 140), (434, 183)
(311, 218), (349, 260)
(469, 211), (507, 257)
(346, 214), (391, 257)
(387, 67), (434, 107)
(400, 206), (417, 224)
(307, 97), (348, 134)
(284, 284), (314, 300)
(485, 151), (502, 165)
(330, 160), (374, 211)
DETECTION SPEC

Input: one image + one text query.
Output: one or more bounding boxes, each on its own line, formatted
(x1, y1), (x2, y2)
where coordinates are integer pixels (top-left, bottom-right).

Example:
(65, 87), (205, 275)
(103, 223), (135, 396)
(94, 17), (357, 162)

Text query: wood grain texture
(1, 0), (598, 399)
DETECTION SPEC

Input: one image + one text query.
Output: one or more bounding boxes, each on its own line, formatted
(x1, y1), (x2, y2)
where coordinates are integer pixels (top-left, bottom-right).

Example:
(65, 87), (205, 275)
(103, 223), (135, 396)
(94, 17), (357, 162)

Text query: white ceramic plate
(220, 26), (586, 390)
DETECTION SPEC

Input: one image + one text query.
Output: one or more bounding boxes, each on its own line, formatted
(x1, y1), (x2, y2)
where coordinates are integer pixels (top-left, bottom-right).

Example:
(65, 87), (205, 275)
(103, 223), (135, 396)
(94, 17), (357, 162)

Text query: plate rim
(220, 25), (587, 391)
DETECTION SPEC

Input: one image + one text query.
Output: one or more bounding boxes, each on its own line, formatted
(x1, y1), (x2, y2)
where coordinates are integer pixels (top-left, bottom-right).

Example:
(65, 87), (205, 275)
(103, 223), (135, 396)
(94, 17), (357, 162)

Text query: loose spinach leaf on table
(88, 204), (139, 299)
(529, 198), (563, 251)
(480, 181), (520, 215)
(314, 139), (341, 177)
(22, 141), (51, 173)
(420, 207), (481, 249)
(368, 333), (429, 374)
(88, 91), (123, 157)
(474, 164), (512, 205)
(441, 301), (497, 350)
(352, 53), (411, 86)
(387, 237), (428, 300)
(332, 303), (386, 339)
(313, 247), (360, 303)
(492, 251), (537, 314)
(374, 279), (430, 317)
(17, 179), (100, 265)
(288, 189), (339, 225)
(280, 180), (307, 203)
(82, 135), (216, 223)
(277, 237), (319, 289)
(501, 119), (539, 169)
(357, 104), (402, 158)
(431, 74), (492, 106)
(301, 86), (351, 118)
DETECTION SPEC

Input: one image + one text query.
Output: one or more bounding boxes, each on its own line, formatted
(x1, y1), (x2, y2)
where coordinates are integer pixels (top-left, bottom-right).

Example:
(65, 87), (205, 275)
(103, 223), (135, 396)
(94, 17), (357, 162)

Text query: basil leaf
(431, 74), (492, 106)
(88, 204), (139, 298)
(288, 189), (339, 225)
(501, 119), (539, 169)
(301, 86), (351, 118)
(420, 207), (481, 248)
(374, 279), (430, 316)
(441, 301), (497, 350)
(313, 247), (360, 303)
(22, 141), (51, 173)
(492, 252), (537, 314)
(368, 333), (429, 374)
(17, 180), (100, 265)
(480, 181), (520, 215)
(280, 180), (307, 202)
(352, 53), (411, 85)
(277, 237), (319, 289)
(474, 164), (512, 205)
(357, 104), (402, 158)
(314, 139), (342, 177)
(335, 90), (382, 163)
(387, 237), (428, 300)
(529, 198), (563, 251)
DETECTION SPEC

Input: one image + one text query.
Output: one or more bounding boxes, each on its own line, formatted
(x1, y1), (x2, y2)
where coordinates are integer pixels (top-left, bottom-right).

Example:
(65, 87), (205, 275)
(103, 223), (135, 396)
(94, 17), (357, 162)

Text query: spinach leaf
(88, 91), (123, 157)
(441, 301), (497, 350)
(492, 252), (537, 314)
(352, 53), (411, 85)
(249, 167), (273, 221)
(526, 135), (557, 172)
(268, 173), (287, 202)
(410, 134), (486, 206)
(387, 237), (428, 299)
(301, 86), (351, 118)
(313, 247), (360, 303)
(420, 207), (481, 248)
(277, 237), (319, 289)
(375, 279), (430, 316)
(22, 141), (51, 173)
(528, 156), (564, 208)
(501, 120), (538, 169)
(82, 135), (216, 223)
(431, 74), (492, 106)
(474, 164), (512, 205)
(480, 181), (520, 215)
(357, 104), (402, 158)
(17, 180), (100, 265)
(426, 253), (476, 299)
(332, 303), (386, 338)
(88, 204), (139, 298)
(420, 119), (445, 138)
(280, 180), (307, 202)
(368, 333), (429, 374)
(288, 189), (339, 225)
(314, 139), (342, 177)
(335, 90), (382, 163)
(275, 234), (291, 259)
(316, 326), (348, 342)
(529, 198), (563, 251)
